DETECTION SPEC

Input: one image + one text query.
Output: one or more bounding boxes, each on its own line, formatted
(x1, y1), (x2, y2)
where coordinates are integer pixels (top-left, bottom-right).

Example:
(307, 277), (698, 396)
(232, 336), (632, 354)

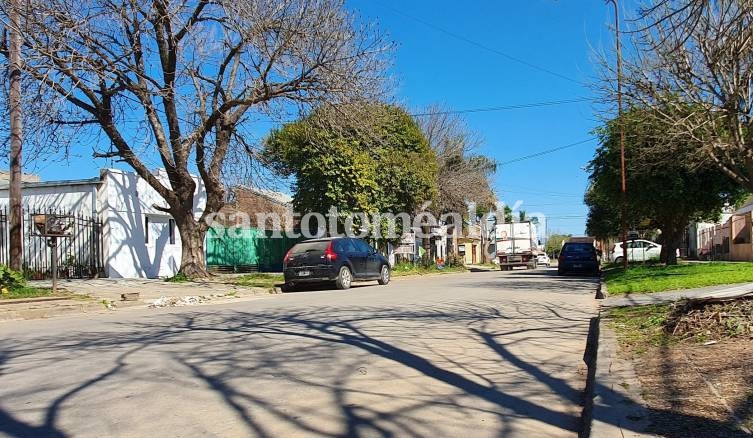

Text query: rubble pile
(664, 297), (753, 341)
(149, 295), (213, 308)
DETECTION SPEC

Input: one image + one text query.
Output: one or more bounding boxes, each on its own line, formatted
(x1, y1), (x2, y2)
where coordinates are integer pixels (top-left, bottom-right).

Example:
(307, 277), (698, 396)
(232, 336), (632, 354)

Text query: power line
(410, 98), (591, 117)
(376, 1), (583, 85)
(498, 138), (597, 166)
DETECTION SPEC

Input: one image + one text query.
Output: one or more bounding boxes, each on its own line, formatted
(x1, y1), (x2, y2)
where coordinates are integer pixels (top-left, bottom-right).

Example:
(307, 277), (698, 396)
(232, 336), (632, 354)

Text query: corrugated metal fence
(206, 227), (305, 273)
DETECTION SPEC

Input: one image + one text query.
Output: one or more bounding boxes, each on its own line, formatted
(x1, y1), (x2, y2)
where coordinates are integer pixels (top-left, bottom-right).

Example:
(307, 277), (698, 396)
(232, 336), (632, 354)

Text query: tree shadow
(1, 296), (728, 437)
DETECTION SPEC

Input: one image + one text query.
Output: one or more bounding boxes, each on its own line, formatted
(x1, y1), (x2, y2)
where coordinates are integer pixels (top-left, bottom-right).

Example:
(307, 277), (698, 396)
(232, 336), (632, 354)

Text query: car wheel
(614, 257), (624, 265)
(281, 282), (295, 292)
(377, 265), (390, 285)
(335, 266), (352, 290)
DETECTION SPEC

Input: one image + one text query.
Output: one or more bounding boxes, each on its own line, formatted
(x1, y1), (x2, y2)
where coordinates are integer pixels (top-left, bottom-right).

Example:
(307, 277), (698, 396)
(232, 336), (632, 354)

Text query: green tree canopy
(264, 103), (438, 234)
(586, 106), (747, 264)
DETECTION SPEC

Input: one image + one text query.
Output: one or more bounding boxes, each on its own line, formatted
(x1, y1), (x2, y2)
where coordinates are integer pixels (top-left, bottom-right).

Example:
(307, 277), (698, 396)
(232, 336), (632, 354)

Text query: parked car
(609, 239), (661, 263)
(557, 242), (599, 276)
(536, 253), (551, 267)
(282, 237), (390, 291)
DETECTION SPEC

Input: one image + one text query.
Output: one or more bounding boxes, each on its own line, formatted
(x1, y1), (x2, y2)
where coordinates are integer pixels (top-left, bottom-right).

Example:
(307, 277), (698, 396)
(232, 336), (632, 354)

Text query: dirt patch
(636, 340), (753, 437)
(608, 298), (753, 437)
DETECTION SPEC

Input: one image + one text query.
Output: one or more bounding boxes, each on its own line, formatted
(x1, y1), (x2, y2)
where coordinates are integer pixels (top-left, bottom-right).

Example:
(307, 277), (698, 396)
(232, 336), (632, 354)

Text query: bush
(0, 265), (26, 291)
(445, 254), (465, 268)
(165, 272), (190, 283)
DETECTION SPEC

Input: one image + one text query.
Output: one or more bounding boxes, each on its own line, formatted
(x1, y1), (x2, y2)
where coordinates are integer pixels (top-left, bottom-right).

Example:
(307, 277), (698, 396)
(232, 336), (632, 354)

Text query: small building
(0, 168), (206, 278)
(458, 224), (483, 265)
(730, 199), (753, 261)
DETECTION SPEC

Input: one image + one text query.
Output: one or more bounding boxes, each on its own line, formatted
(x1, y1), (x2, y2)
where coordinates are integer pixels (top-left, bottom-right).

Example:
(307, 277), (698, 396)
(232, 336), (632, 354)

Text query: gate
(0, 207), (105, 279)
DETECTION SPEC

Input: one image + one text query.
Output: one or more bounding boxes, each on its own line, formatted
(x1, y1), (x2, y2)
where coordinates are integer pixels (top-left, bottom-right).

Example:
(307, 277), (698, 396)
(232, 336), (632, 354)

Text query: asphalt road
(0, 268), (599, 438)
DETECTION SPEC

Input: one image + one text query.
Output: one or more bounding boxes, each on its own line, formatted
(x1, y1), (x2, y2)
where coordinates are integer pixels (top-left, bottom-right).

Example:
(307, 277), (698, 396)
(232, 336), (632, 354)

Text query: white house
(0, 168), (206, 278)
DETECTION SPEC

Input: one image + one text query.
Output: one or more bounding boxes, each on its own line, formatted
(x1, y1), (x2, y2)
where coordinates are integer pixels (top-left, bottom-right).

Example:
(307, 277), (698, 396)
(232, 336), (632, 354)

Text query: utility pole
(606, 0), (628, 270)
(8, 0), (24, 271)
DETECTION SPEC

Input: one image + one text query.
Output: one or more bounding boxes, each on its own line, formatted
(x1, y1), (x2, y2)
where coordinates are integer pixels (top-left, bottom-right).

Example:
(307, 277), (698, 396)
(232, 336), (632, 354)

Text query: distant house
(0, 168), (206, 278)
(688, 198), (753, 261)
(219, 186), (293, 230)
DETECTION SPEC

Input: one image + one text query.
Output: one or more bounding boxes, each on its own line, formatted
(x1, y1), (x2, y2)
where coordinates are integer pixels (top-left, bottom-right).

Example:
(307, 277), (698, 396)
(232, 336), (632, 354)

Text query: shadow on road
(0, 282), (738, 437)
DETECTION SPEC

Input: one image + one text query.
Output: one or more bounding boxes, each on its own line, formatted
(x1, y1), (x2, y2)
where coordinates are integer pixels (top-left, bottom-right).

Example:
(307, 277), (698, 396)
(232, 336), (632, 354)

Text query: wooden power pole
(8, 0), (24, 271)
(606, 0), (629, 270)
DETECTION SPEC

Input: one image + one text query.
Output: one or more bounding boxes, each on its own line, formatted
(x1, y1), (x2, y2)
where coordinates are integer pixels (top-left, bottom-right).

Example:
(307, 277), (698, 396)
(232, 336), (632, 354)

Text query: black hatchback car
(557, 242), (600, 276)
(283, 237), (390, 290)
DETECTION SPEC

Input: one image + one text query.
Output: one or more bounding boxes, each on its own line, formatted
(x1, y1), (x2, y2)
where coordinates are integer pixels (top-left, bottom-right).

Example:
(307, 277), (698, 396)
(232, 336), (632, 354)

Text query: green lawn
(391, 263), (467, 277)
(604, 262), (753, 295)
(234, 273), (284, 289)
(1, 286), (58, 300)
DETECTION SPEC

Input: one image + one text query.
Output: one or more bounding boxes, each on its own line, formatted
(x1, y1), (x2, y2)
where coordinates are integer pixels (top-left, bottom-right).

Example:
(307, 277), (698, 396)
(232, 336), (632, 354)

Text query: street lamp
(606, 0), (629, 269)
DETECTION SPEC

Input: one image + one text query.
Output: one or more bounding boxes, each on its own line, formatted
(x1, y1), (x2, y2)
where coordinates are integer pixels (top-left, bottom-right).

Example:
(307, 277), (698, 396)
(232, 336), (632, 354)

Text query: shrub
(165, 272), (190, 283)
(0, 265), (26, 291)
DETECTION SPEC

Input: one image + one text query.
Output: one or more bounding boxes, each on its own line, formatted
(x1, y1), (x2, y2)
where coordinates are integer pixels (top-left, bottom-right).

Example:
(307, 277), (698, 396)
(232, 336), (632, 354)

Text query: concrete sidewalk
(1, 276), (278, 322)
(588, 280), (753, 437)
(29, 276), (276, 302)
(602, 282), (753, 308)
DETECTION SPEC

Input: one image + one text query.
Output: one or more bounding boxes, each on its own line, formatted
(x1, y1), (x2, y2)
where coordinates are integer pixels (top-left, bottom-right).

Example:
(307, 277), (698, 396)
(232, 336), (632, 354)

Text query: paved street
(0, 269), (598, 437)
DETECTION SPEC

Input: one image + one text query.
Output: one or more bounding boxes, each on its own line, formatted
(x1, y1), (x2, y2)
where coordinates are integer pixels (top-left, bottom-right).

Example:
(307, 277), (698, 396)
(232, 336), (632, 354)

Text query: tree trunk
(660, 227), (684, 266)
(176, 214), (210, 278)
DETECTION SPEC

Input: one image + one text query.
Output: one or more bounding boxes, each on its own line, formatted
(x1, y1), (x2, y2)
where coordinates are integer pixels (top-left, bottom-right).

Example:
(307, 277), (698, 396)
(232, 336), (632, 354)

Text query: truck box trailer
(496, 221), (537, 270)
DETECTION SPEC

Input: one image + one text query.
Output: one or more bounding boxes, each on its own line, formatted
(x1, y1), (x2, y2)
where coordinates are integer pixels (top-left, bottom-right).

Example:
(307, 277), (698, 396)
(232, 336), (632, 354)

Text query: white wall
(101, 169), (206, 278)
(0, 183), (97, 215)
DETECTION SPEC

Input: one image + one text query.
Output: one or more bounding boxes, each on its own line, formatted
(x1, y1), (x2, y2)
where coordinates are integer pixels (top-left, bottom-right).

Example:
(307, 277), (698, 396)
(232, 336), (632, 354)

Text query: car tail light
(283, 249), (292, 265)
(325, 241), (337, 261)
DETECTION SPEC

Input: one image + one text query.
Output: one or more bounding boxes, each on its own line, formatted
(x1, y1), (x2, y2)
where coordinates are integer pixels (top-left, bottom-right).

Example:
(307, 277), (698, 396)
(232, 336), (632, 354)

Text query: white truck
(496, 221), (538, 270)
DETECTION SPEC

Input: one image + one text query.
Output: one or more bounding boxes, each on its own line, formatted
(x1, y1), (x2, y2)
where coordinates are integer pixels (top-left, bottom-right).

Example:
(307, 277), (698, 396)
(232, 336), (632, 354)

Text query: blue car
(557, 242), (600, 276)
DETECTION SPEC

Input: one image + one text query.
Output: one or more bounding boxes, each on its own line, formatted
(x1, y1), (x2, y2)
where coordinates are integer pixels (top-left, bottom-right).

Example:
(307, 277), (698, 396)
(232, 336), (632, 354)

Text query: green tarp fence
(206, 227), (306, 272)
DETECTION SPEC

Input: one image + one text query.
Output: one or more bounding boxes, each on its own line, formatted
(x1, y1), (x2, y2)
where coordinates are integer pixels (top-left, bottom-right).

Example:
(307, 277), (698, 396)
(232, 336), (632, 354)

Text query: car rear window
(290, 241), (329, 254)
(562, 243), (595, 254)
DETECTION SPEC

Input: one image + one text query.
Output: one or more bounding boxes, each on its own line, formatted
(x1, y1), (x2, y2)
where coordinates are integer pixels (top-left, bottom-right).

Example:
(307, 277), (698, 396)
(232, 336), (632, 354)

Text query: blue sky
(349, 0), (638, 235)
(28, 0), (639, 236)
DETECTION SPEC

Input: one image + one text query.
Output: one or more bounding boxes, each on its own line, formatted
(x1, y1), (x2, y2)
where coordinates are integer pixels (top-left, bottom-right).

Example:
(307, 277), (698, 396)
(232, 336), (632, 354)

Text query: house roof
(0, 176), (101, 190)
(233, 186), (292, 206)
(734, 195), (753, 215)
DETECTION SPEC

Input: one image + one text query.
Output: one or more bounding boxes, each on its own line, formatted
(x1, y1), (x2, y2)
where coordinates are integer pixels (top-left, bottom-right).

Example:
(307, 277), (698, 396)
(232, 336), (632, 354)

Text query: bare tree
(603, 0), (753, 191)
(417, 106), (497, 261)
(418, 106), (497, 214)
(0, 0), (390, 277)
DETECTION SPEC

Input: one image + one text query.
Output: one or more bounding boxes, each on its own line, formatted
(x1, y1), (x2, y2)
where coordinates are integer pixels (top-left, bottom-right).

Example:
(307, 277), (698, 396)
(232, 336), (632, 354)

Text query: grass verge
(606, 304), (674, 355)
(1, 286), (67, 300)
(234, 273), (284, 289)
(604, 262), (753, 295)
(391, 264), (467, 277)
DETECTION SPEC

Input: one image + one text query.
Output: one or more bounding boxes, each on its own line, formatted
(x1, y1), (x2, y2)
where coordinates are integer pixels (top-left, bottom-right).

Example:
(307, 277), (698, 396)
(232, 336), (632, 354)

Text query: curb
(581, 314), (654, 437)
(596, 276), (607, 300)
(0, 301), (111, 322)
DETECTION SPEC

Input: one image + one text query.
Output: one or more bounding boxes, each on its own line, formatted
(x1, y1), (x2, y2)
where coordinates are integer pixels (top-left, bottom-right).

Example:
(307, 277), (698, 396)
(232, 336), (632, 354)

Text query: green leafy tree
(586, 107), (747, 264)
(264, 103), (437, 237)
(544, 234), (571, 257)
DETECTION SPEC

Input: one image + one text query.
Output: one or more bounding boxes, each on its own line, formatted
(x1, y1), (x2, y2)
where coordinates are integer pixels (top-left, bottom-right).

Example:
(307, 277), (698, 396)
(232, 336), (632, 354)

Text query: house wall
(459, 240), (481, 265)
(0, 183), (97, 215)
(101, 169), (206, 279)
(730, 213), (753, 262)
(219, 187), (292, 229)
